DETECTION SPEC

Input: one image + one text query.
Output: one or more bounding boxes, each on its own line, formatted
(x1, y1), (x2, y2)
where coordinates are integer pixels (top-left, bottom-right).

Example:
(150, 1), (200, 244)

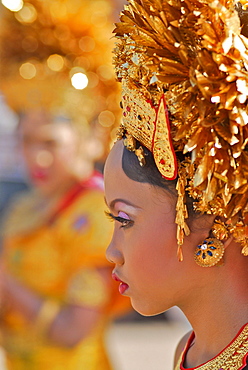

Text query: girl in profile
(104, 0), (248, 369)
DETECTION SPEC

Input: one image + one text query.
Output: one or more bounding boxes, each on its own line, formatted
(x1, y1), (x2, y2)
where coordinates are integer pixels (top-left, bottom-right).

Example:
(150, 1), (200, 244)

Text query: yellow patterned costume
(0, 173), (128, 369)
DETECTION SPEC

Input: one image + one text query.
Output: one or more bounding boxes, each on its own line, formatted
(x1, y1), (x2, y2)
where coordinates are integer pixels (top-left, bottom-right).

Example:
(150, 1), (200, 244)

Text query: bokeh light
(0, 0), (122, 163)
(98, 110), (115, 127)
(1, 0), (23, 11)
(87, 72), (99, 89)
(47, 54), (64, 72)
(15, 3), (37, 23)
(71, 72), (88, 90)
(19, 62), (36, 79)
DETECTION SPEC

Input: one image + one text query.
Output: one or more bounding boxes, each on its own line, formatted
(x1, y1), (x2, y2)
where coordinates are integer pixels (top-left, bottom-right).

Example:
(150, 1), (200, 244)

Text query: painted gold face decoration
(113, 0), (248, 260)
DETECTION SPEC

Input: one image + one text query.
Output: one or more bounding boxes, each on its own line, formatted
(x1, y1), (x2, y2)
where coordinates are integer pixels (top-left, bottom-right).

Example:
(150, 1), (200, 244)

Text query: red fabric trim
(180, 323), (248, 370)
(180, 331), (195, 369)
(48, 171), (102, 224)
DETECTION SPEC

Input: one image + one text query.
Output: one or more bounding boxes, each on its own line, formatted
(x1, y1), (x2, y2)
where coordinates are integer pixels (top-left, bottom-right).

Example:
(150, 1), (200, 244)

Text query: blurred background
(0, 1), (191, 369)
(0, 0), (126, 214)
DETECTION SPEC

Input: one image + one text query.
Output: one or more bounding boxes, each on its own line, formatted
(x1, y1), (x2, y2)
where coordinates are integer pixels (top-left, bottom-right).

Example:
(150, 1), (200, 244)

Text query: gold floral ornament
(113, 0), (248, 259)
(0, 0), (121, 159)
(119, 82), (177, 178)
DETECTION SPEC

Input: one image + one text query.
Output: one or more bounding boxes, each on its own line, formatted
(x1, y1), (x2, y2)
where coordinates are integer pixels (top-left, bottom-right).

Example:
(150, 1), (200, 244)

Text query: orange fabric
(1, 176), (130, 369)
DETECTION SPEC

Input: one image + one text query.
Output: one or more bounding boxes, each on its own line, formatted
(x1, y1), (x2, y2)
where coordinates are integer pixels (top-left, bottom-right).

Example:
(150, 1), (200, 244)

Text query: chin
(131, 299), (166, 317)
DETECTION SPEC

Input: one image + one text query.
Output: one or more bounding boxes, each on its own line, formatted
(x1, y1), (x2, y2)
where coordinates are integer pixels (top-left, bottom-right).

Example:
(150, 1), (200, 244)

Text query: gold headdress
(113, 0), (248, 259)
(0, 0), (120, 158)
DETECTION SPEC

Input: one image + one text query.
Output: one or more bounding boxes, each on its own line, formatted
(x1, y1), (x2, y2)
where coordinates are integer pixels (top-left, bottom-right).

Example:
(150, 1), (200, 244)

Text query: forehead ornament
(119, 83), (177, 179)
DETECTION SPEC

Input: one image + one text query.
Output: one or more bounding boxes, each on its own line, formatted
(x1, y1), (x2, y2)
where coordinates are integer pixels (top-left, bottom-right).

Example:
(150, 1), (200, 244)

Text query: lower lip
(31, 171), (47, 181)
(119, 282), (129, 295)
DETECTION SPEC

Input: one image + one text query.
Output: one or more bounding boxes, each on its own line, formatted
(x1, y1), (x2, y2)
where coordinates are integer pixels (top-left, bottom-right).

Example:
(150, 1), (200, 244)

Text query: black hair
(122, 144), (177, 193)
(121, 141), (195, 219)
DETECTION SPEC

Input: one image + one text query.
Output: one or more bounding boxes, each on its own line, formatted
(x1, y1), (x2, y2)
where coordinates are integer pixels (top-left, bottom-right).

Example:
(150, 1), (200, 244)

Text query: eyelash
(105, 211), (134, 229)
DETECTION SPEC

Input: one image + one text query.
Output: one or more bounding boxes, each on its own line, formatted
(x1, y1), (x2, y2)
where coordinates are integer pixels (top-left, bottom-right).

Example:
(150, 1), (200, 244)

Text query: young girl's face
(19, 111), (80, 196)
(104, 141), (209, 316)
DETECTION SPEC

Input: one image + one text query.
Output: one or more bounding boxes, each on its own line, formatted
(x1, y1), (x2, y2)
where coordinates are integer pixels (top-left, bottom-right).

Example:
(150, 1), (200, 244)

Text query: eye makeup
(105, 211), (134, 229)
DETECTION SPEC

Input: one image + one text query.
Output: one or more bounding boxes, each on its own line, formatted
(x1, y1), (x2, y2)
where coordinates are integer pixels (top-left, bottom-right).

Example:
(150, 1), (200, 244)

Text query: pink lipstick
(31, 169), (48, 181)
(112, 273), (129, 295)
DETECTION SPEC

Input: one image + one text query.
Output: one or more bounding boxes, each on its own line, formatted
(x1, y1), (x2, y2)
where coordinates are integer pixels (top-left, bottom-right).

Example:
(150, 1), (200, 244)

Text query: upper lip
(112, 271), (126, 284)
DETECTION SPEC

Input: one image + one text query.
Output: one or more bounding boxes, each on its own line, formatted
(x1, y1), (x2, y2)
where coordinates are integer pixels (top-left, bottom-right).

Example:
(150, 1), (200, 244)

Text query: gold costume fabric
(175, 323), (248, 370)
(0, 173), (127, 369)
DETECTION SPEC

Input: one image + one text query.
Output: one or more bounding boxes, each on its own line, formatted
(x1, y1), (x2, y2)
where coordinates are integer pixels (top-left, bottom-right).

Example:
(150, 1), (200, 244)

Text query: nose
(24, 145), (54, 168)
(106, 237), (124, 266)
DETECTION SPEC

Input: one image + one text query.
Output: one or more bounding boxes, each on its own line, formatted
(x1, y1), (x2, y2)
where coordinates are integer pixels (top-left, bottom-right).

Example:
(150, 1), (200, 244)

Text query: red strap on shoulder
(48, 171), (103, 224)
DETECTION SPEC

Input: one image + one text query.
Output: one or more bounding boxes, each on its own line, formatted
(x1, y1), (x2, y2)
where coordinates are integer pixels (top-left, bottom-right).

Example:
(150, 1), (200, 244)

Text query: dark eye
(105, 211), (133, 229)
(44, 140), (56, 149)
(119, 218), (133, 229)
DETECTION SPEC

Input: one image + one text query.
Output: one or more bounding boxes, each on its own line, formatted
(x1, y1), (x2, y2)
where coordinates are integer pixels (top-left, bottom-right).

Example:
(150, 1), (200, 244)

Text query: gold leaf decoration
(113, 0), (248, 256)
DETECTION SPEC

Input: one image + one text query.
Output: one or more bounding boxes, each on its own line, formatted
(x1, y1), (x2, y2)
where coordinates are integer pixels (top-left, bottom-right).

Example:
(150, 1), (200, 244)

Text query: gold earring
(194, 238), (225, 267)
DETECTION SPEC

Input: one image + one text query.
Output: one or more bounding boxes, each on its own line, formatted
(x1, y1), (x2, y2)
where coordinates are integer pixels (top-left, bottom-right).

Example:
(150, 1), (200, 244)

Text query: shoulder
(1, 189), (35, 225)
(173, 331), (192, 369)
(68, 187), (106, 215)
(67, 172), (105, 210)
(0, 189), (42, 238)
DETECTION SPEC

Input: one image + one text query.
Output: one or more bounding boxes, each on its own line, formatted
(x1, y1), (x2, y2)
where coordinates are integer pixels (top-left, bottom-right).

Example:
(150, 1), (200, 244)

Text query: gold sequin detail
(175, 324), (248, 370)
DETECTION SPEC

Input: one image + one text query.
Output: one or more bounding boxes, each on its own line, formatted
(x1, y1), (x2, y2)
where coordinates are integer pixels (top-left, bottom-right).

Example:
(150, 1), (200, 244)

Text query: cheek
(127, 232), (178, 315)
(126, 221), (177, 280)
(144, 217), (177, 256)
(22, 147), (35, 166)
(52, 146), (77, 169)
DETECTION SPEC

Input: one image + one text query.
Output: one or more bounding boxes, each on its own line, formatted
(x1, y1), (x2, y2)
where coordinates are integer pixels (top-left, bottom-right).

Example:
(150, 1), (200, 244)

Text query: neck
(179, 265), (248, 367)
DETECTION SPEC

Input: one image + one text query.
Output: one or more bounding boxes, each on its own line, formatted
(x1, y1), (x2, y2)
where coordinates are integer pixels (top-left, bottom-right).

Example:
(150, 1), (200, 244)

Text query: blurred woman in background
(0, 108), (129, 370)
(0, 0), (131, 367)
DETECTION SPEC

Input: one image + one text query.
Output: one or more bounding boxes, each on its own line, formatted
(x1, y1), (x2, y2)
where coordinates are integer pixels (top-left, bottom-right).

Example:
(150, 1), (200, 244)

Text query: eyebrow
(104, 197), (141, 210)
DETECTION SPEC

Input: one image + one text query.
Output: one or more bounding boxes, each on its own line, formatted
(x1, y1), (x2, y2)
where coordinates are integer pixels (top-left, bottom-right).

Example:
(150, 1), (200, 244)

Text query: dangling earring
(194, 238), (225, 267)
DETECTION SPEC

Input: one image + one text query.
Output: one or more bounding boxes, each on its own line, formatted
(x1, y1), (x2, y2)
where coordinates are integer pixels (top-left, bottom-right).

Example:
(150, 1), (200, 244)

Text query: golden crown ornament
(113, 0), (248, 261)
